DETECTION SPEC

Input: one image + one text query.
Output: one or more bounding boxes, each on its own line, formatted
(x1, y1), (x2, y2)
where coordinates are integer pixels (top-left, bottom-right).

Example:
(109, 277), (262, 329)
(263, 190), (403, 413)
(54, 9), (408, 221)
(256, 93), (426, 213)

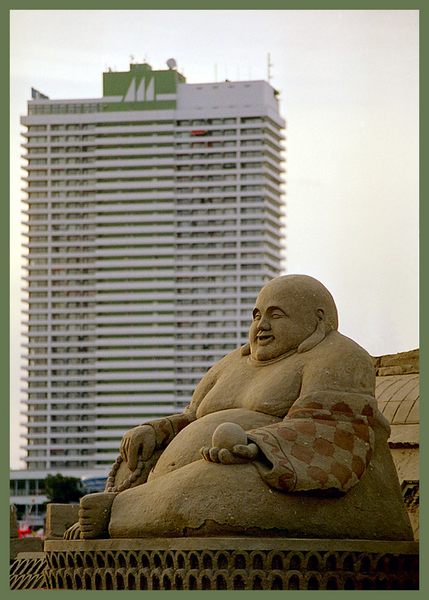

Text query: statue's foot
(79, 492), (117, 539)
(64, 521), (82, 540)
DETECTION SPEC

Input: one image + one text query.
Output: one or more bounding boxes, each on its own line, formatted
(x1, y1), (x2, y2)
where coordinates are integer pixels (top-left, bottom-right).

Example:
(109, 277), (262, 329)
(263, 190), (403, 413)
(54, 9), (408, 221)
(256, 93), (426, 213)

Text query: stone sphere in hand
(211, 422), (248, 451)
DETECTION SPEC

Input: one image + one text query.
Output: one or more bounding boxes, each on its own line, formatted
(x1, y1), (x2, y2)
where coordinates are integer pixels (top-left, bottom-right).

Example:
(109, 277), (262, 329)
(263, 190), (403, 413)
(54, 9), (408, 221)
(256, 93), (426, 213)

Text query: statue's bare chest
(196, 358), (303, 419)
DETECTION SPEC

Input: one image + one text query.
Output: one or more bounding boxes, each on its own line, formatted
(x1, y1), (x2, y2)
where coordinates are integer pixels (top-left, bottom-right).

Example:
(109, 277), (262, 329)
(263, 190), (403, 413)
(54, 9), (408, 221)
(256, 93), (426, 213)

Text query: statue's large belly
(149, 408), (280, 480)
(110, 430), (414, 541)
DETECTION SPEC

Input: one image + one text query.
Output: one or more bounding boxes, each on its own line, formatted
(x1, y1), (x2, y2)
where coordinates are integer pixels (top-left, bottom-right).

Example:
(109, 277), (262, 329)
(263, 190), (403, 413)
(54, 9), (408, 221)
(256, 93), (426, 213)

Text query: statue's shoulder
(298, 331), (375, 397)
(320, 330), (372, 361)
(305, 331), (375, 389)
(332, 331), (372, 362)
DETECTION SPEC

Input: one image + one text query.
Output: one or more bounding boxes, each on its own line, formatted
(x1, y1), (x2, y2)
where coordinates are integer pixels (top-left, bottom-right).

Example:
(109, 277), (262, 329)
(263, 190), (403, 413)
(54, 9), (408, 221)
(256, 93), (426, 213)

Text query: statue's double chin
(250, 347), (297, 365)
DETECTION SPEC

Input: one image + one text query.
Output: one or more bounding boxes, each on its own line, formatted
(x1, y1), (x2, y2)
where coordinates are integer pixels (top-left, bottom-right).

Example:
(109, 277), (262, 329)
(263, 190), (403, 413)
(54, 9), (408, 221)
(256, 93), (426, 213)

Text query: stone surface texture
(9, 553), (47, 590)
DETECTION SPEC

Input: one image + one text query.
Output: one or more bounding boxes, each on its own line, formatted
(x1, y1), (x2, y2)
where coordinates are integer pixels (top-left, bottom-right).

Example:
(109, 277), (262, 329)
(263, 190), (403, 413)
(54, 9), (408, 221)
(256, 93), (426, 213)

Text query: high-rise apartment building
(20, 62), (285, 475)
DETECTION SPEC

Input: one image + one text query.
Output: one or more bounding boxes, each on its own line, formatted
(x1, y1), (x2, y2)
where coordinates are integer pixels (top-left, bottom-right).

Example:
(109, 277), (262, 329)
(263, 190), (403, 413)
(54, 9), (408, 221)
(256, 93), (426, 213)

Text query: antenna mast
(267, 53), (273, 83)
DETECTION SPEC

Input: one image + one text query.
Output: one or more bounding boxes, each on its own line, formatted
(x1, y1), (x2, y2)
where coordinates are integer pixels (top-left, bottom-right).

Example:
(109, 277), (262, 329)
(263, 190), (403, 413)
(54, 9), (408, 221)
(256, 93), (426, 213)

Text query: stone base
(45, 503), (80, 540)
(10, 536), (44, 561)
(10, 552), (47, 590)
(44, 538), (419, 590)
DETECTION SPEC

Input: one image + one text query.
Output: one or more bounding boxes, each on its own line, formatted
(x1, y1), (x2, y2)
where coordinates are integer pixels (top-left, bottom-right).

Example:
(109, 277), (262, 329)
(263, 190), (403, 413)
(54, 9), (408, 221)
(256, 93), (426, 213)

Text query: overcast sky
(9, 9), (419, 468)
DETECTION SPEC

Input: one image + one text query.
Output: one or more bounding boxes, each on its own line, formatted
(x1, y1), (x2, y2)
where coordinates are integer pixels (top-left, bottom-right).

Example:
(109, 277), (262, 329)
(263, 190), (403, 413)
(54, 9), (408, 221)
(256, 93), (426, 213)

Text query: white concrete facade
(20, 65), (286, 475)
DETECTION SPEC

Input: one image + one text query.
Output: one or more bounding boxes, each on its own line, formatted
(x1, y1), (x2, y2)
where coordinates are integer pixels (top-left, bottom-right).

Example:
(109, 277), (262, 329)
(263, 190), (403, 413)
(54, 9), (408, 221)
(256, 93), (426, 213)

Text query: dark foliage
(43, 473), (84, 503)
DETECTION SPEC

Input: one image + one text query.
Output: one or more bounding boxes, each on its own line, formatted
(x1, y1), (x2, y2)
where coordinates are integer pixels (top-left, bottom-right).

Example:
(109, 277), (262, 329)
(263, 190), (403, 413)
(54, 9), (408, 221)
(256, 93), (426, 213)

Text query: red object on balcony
(190, 130), (207, 136)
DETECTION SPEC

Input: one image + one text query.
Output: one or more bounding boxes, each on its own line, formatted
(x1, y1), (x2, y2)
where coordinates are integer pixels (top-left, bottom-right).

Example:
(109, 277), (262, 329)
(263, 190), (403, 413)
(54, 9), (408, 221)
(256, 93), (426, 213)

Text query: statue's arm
(145, 411), (197, 448)
(119, 410), (196, 471)
(120, 356), (226, 470)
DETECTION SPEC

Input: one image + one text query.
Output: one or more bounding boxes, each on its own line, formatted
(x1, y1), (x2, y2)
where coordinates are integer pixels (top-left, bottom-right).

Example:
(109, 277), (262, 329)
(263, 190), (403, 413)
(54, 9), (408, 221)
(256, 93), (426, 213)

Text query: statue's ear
(297, 309), (326, 353)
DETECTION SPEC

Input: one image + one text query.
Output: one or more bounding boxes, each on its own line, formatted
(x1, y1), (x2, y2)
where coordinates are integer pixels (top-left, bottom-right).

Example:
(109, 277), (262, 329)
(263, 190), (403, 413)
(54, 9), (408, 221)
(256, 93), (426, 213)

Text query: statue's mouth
(257, 334), (274, 345)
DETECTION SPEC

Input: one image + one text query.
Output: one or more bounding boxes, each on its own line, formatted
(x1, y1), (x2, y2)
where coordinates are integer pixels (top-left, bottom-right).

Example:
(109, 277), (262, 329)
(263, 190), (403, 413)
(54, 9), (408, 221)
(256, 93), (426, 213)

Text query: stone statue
(65, 275), (413, 541)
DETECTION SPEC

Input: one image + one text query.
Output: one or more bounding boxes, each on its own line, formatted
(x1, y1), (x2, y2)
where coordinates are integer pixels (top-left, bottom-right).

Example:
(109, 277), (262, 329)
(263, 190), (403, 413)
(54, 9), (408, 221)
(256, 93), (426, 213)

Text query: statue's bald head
(246, 274), (339, 360)
(258, 274), (338, 333)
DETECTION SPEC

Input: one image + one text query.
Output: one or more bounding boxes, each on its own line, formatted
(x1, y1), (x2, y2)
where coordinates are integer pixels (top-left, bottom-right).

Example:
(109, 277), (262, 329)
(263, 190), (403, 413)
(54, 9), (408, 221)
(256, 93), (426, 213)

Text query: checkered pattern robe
(247, 390), (380, 493)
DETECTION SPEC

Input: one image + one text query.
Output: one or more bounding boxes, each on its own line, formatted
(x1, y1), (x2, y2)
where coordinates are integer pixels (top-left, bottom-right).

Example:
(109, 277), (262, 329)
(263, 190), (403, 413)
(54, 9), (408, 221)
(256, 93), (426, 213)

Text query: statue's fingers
(218, 448), (235, 464)
(140, 439), (155, 462)
(209, 447), (220, 462)
(120, 438), (129, 461)
(200, 446), (210, 461)
(127, 446), (139, 471)
(233, 443), (258, 460)
(232, 444), (251, 458)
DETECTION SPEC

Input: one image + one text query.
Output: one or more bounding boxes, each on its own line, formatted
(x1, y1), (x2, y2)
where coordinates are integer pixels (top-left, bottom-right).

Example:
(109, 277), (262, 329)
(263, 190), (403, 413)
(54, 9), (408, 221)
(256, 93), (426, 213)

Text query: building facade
(20, 62), (286, 474)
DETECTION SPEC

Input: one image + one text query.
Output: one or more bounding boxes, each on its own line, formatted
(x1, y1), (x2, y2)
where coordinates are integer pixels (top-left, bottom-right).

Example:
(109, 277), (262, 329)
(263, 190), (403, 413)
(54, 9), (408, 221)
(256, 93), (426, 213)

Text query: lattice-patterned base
(43, 538), (419, 590)
(10, 554), (47, 590)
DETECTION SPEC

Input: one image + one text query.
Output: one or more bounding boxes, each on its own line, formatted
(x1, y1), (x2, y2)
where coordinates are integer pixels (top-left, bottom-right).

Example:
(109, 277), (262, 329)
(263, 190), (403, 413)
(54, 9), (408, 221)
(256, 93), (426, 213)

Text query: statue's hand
(200, 442), (259, 464)
(200, 422), (259, 464)
(119, 424), (156, 471)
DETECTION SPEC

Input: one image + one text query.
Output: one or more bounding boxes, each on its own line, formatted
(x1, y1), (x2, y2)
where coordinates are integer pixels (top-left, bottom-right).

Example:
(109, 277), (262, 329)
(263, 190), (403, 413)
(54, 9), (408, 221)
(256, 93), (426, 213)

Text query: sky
(9, 9), (419, 469)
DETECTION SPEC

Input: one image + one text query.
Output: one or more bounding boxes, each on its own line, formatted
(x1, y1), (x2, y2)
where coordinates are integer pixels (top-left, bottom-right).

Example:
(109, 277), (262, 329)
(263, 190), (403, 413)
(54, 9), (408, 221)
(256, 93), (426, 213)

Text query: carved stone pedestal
(44, 537), (419, 590)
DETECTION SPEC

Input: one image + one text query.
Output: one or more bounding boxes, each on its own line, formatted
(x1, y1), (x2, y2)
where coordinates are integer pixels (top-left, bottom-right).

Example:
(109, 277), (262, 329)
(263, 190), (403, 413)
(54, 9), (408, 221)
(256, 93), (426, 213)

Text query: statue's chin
(250, 347), (296, 364)
(253, 350), (272, 361)
(249, 344), (278, 362)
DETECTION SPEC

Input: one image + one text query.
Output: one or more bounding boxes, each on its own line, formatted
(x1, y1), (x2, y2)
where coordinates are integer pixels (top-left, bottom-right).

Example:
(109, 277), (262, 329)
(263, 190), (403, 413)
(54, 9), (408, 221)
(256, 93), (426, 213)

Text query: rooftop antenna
(267, 52), (273, 83)
(130, 54), (135, 64)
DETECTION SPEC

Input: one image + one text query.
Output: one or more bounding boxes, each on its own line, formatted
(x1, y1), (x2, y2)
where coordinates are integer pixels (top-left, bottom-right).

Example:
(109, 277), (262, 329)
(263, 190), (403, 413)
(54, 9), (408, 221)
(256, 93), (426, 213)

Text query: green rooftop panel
(102, 63), (186, 111)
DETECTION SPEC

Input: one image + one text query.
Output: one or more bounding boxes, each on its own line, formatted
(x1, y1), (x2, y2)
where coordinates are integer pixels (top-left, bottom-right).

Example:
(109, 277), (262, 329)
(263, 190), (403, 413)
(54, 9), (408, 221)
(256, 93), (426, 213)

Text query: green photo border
(2, 1), (425, 597)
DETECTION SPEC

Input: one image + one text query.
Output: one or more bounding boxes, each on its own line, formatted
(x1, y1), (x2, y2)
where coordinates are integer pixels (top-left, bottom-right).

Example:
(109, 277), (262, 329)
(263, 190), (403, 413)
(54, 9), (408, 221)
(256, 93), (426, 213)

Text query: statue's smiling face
(249, 281), (318, 361)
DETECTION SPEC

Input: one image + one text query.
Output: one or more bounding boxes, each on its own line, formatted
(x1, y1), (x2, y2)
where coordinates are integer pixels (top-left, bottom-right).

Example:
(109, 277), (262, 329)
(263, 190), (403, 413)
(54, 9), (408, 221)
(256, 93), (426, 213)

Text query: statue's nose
(258, 317), (271, 331)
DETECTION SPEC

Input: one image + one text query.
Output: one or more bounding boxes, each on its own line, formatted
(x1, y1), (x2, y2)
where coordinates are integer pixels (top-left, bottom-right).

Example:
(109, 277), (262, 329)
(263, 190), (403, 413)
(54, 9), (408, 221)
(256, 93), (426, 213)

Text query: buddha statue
(65, 275), (413, 541)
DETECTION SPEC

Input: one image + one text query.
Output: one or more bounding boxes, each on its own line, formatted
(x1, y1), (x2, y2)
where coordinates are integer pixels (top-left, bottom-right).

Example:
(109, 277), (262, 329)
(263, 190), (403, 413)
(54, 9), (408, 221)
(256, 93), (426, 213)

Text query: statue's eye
(271, 312), (284, 319)
(253, 311), (261, 320)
